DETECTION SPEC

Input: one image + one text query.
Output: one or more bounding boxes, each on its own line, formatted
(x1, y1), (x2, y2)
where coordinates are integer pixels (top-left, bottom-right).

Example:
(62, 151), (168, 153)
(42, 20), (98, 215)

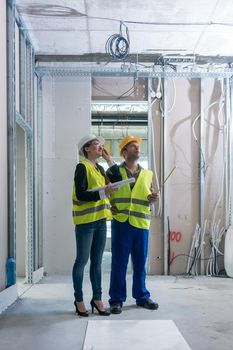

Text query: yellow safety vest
(110, 167), (153, 229)
(72, 159), (112, 225)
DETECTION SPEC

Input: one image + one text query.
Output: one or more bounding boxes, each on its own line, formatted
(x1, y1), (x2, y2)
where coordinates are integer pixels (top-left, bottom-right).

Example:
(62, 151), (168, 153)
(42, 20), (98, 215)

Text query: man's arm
(106, 164), (123, 183)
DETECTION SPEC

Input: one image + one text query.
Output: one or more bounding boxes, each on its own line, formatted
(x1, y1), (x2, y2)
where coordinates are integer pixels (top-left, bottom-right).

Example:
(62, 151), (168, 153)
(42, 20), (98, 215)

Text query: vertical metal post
(31, 48), (36, 270)
(37, 74), (44, 268)
(147, 77), (153, 273)
(19, 30), (25, 119)
(230, 78), (233, 227)
(162, 77), (168, 275)
(7, 0), (16, 263)
(25, 41), (34, 283)
(147, 78), (152, 169)
(226, 77), (232, 227)
(199, 78), (205, 275)
(25, 133), (34, 282)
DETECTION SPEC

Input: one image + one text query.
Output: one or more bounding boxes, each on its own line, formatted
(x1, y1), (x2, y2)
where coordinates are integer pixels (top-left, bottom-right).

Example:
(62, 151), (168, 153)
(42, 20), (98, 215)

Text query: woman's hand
(102, 147), (115, 167)
(102, 147), (111, 161)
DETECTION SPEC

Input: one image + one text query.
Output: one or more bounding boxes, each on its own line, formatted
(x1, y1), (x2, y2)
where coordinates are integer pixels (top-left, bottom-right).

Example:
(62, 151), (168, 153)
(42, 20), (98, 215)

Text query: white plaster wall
(42, 75), (91, 274)
(92, 76), (146, 101)
(165, 78), (200, 275)
(202, 78), (226, 271)
(149, 77), (225, 275)
(203, 78), (225, 224)
(0, 1), (7, 291)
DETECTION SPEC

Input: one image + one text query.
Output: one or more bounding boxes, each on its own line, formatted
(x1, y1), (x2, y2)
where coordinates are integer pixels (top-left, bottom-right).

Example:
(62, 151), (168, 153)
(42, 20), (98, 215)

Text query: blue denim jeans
(72, 219), (107, 302)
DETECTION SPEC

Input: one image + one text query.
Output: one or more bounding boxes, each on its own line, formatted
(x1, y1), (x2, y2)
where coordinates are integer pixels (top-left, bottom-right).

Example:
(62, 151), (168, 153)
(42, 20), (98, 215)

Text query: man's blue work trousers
(109, 219), (150, 305)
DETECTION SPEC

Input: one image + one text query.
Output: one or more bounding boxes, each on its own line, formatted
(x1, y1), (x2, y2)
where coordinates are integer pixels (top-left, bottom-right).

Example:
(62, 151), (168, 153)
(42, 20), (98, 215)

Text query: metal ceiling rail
(35, 65), (233, 79)
(35, 54), (233, 65)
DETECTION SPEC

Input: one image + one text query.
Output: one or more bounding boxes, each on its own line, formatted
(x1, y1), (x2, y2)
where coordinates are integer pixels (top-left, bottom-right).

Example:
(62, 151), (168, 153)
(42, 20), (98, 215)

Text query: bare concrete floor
(1, 267), (233, 350)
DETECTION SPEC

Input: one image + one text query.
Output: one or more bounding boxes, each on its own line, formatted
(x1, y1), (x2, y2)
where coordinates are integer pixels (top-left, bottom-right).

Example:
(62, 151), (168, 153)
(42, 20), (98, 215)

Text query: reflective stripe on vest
(72, 159), (112, 224)
(110, 167), (153, 229)
(73, 203), (111, 217)
(110, 198), (150, 207)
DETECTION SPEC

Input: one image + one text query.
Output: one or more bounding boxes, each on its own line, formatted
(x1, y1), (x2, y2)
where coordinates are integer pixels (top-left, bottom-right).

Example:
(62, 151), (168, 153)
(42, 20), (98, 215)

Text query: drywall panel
(0, 0), (7, 292)
(148, 78), (200, 274)
(42, 75), (91, 274)
(149, 77), (225, 275)
(149, 78), (200, 275)
(165, 78), (200, 275)
(202, 78), (225, 224)
(92, 76), (146, 101)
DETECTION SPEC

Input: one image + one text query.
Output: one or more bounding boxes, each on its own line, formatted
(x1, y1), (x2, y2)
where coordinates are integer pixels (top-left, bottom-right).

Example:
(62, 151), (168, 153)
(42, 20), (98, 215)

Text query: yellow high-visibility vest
(110, 167), (153, 229)
(72, 159), (112, 225)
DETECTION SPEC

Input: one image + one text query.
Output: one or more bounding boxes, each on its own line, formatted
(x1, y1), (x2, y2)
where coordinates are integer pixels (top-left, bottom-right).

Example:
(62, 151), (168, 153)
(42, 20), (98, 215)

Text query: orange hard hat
(119, 135), (142, 156)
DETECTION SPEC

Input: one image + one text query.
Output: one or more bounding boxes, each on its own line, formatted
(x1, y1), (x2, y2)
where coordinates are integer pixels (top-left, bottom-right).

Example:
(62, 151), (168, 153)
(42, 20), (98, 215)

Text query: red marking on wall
(169, 231), (182, 242)
(169, 231), (182, 265)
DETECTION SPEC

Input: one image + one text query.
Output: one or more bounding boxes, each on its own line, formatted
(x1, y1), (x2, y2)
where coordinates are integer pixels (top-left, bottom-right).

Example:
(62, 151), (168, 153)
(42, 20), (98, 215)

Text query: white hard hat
(78, 134), (105, 156)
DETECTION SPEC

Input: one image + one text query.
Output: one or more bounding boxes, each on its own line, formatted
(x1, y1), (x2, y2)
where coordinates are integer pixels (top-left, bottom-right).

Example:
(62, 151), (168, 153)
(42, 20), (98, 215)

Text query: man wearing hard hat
(102, 135), (159, 314)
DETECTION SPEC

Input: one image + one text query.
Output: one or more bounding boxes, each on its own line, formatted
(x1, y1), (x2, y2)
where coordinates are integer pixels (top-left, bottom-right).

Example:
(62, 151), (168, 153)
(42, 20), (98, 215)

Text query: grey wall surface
(42, 75), (91, 274)
(0, 1), (7, 292)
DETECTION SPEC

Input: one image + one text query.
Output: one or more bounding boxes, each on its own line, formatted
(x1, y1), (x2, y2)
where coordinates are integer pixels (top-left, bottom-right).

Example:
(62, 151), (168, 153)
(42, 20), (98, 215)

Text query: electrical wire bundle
(186, 220), (225, 276)
(206, 221), (225, 276)
(105, 22), (130, 60)
(186, 221), (207, 276)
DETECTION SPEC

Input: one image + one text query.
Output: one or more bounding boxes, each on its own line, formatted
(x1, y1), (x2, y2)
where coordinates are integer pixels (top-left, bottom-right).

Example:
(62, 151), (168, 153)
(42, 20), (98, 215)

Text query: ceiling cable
(105, 21), (130, 60)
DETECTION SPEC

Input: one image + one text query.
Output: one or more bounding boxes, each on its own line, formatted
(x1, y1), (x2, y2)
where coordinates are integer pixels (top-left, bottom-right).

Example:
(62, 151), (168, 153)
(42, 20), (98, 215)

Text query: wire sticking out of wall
(105, 21), (130, 60)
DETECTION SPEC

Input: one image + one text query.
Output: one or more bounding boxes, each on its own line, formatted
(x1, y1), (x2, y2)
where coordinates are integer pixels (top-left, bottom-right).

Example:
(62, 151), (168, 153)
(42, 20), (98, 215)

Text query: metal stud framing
(7, 3), (36, 284)
(7, 0), (16, 263)
(25, 41), (35, 283)
(35, 65), (233, 79)
(161, 78), (168, 275)
(225, 78), (232, 227)
(36, 75), (44, 269)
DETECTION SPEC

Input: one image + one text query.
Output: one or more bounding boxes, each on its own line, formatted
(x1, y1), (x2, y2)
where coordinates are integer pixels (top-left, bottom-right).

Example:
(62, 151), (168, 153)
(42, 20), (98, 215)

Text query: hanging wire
(105, 21), (130, 60)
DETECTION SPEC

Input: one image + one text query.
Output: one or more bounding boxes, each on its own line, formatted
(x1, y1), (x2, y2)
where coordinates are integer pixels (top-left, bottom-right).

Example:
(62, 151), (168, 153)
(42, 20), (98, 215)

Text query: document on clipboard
(87, 177), (135, 192)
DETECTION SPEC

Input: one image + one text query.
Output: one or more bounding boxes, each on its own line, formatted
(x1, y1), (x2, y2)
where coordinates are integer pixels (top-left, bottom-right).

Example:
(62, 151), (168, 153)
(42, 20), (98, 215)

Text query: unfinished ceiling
(15, 0), (233, 62)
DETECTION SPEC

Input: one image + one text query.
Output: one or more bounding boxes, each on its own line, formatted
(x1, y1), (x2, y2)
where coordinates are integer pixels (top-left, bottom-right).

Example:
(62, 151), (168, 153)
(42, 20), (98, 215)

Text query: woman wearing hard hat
(72, 134), (116, 317)
(102, 135), (159, 314)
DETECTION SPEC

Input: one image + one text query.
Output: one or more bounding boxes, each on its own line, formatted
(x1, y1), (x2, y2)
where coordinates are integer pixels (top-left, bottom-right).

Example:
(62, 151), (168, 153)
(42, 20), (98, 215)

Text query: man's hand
(110, 206), (118, 215)
(147, 192), (158, 203)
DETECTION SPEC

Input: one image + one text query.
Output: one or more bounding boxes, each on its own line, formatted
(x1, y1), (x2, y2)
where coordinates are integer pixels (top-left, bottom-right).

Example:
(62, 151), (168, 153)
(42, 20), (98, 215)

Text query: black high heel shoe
(90, 299), (110, 316)
(74, 301), (89, 317)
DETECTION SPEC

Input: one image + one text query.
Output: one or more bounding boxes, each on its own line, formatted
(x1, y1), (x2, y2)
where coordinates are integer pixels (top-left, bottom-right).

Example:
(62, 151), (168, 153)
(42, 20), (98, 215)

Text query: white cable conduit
(149, 77), (162, 217)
